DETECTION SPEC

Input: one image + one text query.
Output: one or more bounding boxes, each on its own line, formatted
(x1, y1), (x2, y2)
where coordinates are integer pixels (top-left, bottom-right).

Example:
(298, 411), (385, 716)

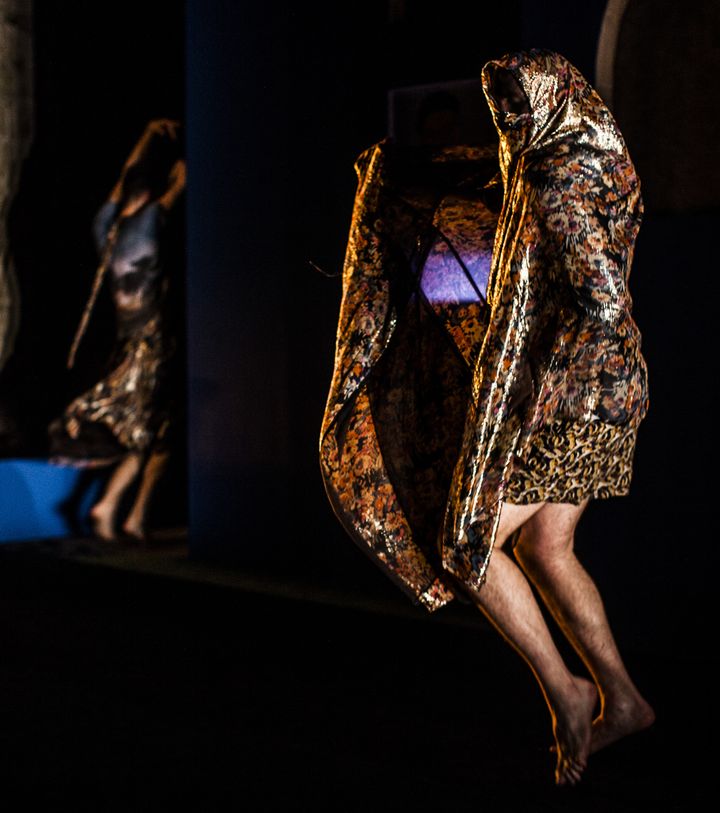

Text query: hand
(145, 119), (181, 140)
(113, 120), (182, 196)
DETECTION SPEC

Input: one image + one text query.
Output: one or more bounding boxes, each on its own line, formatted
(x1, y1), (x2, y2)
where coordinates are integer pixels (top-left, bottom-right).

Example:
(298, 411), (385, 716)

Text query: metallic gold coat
(442, 50), (648, 591)
(322, 51), (647, 607)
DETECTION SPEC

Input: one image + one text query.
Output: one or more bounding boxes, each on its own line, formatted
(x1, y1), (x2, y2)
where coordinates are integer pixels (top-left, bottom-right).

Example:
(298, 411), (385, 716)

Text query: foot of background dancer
(89, 502), (118, 541)
(88, 452), (143, 541)
(121, 515), (147, 541)
(119, 449), (170, 543)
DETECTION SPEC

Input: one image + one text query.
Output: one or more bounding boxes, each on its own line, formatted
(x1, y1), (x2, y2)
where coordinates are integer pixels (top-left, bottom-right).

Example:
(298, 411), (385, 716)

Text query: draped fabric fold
(320, 141), (498, 610)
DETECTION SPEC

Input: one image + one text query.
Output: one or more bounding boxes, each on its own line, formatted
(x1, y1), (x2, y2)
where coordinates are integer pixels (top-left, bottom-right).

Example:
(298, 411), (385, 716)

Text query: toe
(559, 759), (584, 787)
(570, 762), (585, 783)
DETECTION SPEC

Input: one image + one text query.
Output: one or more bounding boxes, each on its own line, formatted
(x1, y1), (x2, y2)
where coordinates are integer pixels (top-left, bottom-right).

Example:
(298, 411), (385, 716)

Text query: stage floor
(0, 533), (712, 809)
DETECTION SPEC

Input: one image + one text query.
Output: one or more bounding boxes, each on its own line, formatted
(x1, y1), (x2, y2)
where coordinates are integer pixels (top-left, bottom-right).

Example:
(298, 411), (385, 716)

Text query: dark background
(1, 0), (715, 661)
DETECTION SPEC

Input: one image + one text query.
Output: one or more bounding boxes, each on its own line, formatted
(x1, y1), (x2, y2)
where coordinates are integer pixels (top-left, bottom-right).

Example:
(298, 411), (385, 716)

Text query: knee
(513, 523), (574, 572)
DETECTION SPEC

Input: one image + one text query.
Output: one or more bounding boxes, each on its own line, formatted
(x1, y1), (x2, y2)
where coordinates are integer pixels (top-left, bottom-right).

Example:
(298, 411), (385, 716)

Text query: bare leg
(460, 502), (597, 786)
(122, 450), (170, 540)
(513, 503), (655, 753)
(89, 453), (143, 540)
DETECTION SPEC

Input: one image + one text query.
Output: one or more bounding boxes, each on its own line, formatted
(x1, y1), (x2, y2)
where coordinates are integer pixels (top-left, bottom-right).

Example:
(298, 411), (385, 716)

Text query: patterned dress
(50, 200), (177, 466)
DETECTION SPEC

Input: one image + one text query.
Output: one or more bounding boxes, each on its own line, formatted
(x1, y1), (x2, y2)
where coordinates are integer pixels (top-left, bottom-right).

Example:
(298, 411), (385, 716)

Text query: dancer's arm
(157, 159), (186, 211)
(108, 119), (181, 204)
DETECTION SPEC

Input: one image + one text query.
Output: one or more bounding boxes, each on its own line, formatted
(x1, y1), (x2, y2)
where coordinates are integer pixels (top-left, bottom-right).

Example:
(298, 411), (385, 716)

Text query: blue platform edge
(0, 460), (103, 542)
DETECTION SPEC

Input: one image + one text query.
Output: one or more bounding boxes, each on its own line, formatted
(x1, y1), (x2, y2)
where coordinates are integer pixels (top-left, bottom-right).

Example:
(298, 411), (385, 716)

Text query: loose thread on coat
(308, 259), (340, 278)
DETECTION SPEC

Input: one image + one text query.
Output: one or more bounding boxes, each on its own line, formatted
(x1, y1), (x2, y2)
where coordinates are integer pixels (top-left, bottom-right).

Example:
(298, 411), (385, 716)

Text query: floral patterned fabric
(504, 419), (637, 505)
(320, 141), (498, 610)
(442, 50), (648, 592)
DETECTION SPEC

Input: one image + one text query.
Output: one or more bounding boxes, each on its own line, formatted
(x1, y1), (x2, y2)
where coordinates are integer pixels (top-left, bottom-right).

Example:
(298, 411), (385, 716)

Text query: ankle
(90, 501), (111, 517)
(599, 682), (648, 712)
(124, 511), (145, 528)
(543, 671), (582, 713)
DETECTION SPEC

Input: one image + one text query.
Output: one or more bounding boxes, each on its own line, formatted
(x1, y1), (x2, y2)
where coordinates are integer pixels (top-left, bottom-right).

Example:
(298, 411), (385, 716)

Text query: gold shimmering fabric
(59, 312), (173, 462)
(320, 141), (498, 611)
(504, 419), (637, 506)
(441, 50), (648, 592)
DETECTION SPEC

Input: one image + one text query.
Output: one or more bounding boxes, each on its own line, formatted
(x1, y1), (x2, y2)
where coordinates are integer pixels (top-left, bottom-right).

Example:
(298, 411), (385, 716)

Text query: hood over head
(481, 49), (628, 181)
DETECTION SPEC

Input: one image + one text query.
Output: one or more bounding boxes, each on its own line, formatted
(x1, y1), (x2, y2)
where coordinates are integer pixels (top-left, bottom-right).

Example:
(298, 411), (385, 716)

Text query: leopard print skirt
(504, 420), (638, 506)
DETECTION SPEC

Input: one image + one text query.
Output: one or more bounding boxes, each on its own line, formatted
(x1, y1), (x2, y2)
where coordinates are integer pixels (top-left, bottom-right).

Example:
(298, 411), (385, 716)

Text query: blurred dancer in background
(50, 119), (185, 541)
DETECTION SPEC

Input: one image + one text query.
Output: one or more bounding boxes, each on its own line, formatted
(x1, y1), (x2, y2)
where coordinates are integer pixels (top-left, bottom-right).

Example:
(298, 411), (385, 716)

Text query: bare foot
(89, 504), (117, 541)
(552, 677), (597, 787)
(591, 693), (655, 754)
(121, 517), (148, 542)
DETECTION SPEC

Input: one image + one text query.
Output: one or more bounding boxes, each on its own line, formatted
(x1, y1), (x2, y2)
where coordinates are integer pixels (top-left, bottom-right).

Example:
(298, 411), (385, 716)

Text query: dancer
(321, 51), (653, 785)
(50, 119), (185, 541)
